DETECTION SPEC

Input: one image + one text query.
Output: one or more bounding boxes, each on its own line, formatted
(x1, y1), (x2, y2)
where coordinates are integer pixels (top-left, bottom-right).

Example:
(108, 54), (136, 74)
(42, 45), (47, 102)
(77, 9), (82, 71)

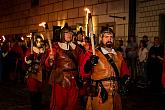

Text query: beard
(104, 41), (113, 48)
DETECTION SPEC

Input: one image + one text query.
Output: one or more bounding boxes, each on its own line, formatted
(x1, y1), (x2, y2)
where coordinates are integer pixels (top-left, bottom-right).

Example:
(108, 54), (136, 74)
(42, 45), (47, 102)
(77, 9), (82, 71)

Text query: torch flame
(2, 35), (5, 42)
(21, 37), (24, 41)
(84, 8), (90, 13)
(27, 33), (32, 38)
(39, 22), (46, 28)
(84, 8), (91, 36)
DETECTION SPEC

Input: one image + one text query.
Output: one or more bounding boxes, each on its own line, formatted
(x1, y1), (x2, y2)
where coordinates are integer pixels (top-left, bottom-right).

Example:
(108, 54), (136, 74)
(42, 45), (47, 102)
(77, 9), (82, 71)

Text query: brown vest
(49, 43), (78, 84)
(91, 49), (123, 91)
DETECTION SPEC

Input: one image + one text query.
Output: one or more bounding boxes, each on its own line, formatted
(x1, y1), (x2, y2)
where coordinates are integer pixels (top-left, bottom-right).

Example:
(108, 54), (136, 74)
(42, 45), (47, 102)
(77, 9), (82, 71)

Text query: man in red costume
(46, 24), (84, 110)
(84, 27), (130, 110)
(7, 40), (24, 82)
(75, 31), (92, 108)
(24, 33), (48, 110)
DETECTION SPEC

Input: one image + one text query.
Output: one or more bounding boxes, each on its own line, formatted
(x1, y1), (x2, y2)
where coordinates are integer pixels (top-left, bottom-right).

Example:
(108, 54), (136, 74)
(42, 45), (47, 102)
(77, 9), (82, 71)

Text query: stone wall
(0, 0), (129, 42)
(136, 0), (165, 43)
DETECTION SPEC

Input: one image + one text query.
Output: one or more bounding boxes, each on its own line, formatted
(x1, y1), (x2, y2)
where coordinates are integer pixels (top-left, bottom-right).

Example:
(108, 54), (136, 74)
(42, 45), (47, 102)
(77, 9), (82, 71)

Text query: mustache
(105, 41), (113, 48)
(106, 41), (112, 44)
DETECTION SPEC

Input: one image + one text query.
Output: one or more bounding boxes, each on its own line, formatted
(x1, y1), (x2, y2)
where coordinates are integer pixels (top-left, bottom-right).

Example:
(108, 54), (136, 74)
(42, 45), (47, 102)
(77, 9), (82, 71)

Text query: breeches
(50, 79), (78, 110)
(26, 76), (42, 92)
(86, 92), (122, 110)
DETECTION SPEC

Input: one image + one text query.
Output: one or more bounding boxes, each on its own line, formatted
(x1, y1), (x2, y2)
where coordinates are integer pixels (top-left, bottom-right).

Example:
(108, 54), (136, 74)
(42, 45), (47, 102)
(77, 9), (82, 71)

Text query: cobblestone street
(0, 82), (164, 110)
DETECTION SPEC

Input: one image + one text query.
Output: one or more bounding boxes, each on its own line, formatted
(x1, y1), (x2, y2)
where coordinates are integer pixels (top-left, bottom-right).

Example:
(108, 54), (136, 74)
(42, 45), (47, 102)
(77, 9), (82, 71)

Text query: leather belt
(92, 77), (117, 82)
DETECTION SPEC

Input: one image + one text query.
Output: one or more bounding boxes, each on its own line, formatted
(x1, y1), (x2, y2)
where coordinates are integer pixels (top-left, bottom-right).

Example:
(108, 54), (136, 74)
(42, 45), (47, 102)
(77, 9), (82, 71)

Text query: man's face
(36, 38), (43, 48)
(77, 34), (83, 41)
(143, 37), (148, 42)
(102, 32), (114, 48)
(64, 32), (73, 42)
(154, 38), (160, 46)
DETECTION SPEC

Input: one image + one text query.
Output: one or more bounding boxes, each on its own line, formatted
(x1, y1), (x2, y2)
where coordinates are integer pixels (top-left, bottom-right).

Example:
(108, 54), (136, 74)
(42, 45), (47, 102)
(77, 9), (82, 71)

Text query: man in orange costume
(46, 25), (84, 110)
(84, 27), (130, 110)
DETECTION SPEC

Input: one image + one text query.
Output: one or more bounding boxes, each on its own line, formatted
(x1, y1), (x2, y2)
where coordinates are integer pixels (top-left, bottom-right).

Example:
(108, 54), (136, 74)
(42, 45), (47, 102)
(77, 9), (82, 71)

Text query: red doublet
(25, 48), (47, 92)
(79, 51), (92, 78)
(9, 44), (24, 81)
(49, 43), (84, 110)
(50, 79), (78, 110)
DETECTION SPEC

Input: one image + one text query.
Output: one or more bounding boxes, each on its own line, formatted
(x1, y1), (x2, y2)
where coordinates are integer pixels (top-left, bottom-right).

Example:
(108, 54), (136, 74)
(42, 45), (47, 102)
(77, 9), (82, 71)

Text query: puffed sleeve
(120, 60), (130, 78)
(24, 48), (33, 64)
(45, 48), (56, 69)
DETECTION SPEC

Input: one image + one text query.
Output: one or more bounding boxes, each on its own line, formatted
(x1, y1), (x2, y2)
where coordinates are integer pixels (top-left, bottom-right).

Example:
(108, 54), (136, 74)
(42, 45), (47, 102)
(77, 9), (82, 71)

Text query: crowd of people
(0, 23), (164, 110)
(116, 35), (164, 90)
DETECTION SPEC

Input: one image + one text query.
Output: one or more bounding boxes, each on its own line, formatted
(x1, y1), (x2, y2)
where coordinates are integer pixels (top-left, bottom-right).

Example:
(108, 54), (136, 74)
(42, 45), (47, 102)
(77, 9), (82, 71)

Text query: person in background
(1, 42), (10, 81)
(116, 40), (126, 60)
(78, 36), (92, 109)
(162, 46), (165, 89)
(147, 37), (164, 91)
(137, 40), (149, 87)
(24, 33), (48, 110)
(126, 36), (138, 82)
(0, 44), (2, 82)
(8, 41), (24, 82)
(142, 35), (153, 51)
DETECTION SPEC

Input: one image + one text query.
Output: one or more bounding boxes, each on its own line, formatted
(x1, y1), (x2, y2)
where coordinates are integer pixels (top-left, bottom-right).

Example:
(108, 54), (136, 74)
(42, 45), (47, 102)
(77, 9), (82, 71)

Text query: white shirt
(146, 41), (153, 50)
(101, 47), (117, 55)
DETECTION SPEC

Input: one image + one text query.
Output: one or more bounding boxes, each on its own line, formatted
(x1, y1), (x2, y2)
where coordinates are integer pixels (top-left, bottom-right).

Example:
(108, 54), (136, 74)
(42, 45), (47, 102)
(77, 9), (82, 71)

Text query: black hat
(34, 33), (44, 41)
(101, 26), (114, 35)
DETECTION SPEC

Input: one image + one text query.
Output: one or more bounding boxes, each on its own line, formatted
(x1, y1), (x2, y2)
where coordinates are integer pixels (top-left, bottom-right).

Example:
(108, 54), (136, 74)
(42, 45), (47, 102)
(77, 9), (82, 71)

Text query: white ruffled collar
(33, 47), (45, 54)
(58, 42), (76, 50)
(101, 47), (117, 55)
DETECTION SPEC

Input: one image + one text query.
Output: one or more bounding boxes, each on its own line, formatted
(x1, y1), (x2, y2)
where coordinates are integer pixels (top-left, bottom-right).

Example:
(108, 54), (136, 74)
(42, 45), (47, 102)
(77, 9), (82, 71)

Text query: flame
(39, 22), (46, 28)
(2, 35), (5, 42)
(84, 8), (90, 13)
(21, 37), (24, 40)
(84, 8), (91, 36)
(27, 33), (32, 38)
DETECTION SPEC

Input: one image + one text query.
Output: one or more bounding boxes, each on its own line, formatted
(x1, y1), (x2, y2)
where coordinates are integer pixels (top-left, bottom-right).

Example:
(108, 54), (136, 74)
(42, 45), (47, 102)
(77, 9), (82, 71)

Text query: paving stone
(0, 81), (164, 110)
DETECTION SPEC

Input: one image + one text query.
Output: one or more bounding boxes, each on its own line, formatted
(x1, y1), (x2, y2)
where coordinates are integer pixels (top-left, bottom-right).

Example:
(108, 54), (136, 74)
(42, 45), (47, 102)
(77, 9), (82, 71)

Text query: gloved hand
(49, 54), (54, 66)
(120, 75), (130, 85)
(37, 53), (42, 61)
(90, 55), (99, 66)
(84, 55), (99, 73)
(26, 54), (34, 61)
(119, 75), (130, 96)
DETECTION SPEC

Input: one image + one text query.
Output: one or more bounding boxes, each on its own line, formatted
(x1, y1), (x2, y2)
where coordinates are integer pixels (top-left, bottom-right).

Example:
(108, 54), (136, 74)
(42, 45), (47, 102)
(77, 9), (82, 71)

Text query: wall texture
(136, 0), (165, 42)
(0, 0), (129, 42)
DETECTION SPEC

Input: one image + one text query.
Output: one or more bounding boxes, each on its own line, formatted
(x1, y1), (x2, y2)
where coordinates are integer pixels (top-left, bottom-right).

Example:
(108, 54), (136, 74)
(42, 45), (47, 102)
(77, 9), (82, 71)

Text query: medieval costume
(78, 37), (92, 109)
(46, 25), (84, 110)
(24, 33), (48, 110)
(8, 42), (24, 82)
(84, 27), (130, 110)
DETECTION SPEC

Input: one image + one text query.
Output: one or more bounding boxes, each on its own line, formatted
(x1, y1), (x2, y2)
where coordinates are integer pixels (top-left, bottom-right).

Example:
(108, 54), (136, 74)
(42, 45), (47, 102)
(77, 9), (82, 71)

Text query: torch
(39, 22), (53, 54)
(27, 33), (33, 54)
(85, 9), (95, 55)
